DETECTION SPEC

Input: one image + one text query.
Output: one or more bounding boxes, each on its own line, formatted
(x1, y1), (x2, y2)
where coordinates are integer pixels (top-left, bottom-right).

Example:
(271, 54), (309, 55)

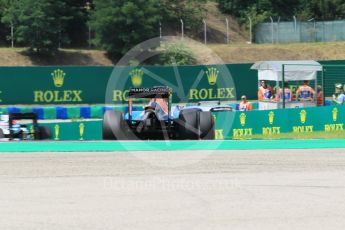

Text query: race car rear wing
(128, 86), (171, 98)
(128, 87), (172, 121)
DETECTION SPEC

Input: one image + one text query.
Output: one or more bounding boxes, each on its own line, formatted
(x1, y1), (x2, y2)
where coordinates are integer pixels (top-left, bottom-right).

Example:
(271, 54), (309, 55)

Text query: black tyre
(178, 109), (199, 140)
(199, 111), (215, 140)
(38, 126), (52, 140)
(102, 110), (125, 140)
(0, 129), (4, 138)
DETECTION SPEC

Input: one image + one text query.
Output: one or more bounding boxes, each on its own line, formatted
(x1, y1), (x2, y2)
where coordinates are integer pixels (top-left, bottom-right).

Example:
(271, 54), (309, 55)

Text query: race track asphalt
(1, 149), (345, 230)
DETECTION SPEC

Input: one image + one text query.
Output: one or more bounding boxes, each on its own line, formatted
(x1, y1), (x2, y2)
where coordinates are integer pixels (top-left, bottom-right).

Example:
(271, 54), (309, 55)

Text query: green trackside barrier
(20, 105), (343, 141)
(214, 105), (345, 140)
(0, 65), (242, 104)
(29, 120), (102, 141)
(0, 61), (344, 105)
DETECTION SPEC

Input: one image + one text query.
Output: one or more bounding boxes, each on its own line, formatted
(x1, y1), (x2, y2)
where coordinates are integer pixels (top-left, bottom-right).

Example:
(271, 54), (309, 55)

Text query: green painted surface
(214, 105), (345, 140)
(27, 120), (102, 141)
(0, 139), (345, 152)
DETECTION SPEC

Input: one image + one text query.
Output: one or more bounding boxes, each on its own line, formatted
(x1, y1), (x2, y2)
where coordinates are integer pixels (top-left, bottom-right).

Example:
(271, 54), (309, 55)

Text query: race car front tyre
(102, 110), (125, 140)
(38, 126), (52, 140)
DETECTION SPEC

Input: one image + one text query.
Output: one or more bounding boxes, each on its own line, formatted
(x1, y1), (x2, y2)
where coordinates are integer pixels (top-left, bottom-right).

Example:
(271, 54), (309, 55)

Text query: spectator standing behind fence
(296, 80), (315, 101)
(258, 80), (274, 101)
(239, 95), (252, 111)
(317, 86), (324, 106)
(333, 84), (345, 105)
(276, 82), (292, 102)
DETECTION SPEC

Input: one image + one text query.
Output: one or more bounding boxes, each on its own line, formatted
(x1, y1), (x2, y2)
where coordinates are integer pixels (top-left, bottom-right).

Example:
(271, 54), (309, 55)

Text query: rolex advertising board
(0, 66), (112, 105)
(214, 105), (345, 140)
(0, 64), (256, 105)
(0, 60), (343, 105)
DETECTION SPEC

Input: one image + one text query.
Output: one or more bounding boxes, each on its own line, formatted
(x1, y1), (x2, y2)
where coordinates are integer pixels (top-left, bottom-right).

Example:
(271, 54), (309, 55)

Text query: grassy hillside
(0, 1), (344, 66)
(209, 42), (345, 64)
(0, 48), (112, 66)
(0, 42), (345, 66)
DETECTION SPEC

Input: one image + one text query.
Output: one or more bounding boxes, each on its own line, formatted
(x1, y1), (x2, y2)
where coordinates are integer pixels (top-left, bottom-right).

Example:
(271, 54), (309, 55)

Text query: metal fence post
(270, 16), (274, 44)
(159, 21), (162, 39)
(88, 26), (91, 48)
(225, 18), (229, 44)
(10, 22), (14, 48)
(203, 19), (207, 45)
(277, 16), (280, 43)
(293, 16), (297, 32)
(180, 19), (184, 40)
(248, 17), (252, 44)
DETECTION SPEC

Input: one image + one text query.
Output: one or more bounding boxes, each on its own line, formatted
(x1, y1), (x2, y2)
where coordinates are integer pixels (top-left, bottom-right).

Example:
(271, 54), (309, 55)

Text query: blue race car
(102, 86), (232, 140)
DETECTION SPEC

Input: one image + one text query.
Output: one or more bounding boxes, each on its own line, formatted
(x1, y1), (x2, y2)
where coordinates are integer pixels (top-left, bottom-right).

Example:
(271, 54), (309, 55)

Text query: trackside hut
(251, 60), (322, 110)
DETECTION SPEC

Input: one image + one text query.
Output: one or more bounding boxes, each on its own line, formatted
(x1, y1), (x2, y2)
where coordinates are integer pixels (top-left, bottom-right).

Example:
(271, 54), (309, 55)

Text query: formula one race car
(102, 86), (232, 140)
(0, 113), (52, 140)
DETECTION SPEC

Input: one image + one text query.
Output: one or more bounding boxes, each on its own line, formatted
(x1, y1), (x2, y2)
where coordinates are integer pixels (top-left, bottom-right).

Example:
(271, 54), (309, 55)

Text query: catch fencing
(255, 20), (345, 44)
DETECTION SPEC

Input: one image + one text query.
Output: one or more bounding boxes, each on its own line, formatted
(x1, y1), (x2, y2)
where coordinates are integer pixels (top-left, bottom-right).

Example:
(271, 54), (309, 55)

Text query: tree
(159, 0), (207, 34)
(302, 0), (345, 20)
(62, 0), (90, 47)
(0, 1), (7, 45)
(90, 0), (161, 59)
(217, 0), (256, 17)
(0, 0), (18, 45)
(217, 0), (345, 23)
(2, 0), (70, 54)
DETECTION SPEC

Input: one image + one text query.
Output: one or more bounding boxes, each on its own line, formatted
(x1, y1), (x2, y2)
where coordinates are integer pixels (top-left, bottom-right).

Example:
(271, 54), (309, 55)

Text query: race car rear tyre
(102, 110), (125, 140)
(178, 109), (199, 140)
(38, 126), (52, 140)
(199, 111), (215, 140)
(178, 110), (215, 140)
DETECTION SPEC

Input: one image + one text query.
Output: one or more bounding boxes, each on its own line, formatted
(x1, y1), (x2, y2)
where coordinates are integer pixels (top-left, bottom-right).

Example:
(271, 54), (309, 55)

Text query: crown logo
(268, 111), (274, 125)
(205, 67), (219, 86)
(51, 69), (65, 87)
(240, 113), (246, 126)
(300, 110), (307, 124)
(129, 69), (144, 87)
(332, 108), (338, 122)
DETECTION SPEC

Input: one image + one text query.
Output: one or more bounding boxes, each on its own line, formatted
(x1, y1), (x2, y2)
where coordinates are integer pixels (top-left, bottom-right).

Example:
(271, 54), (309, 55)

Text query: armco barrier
(32, 105), (344, 141)
(214, 105), (345, 140)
